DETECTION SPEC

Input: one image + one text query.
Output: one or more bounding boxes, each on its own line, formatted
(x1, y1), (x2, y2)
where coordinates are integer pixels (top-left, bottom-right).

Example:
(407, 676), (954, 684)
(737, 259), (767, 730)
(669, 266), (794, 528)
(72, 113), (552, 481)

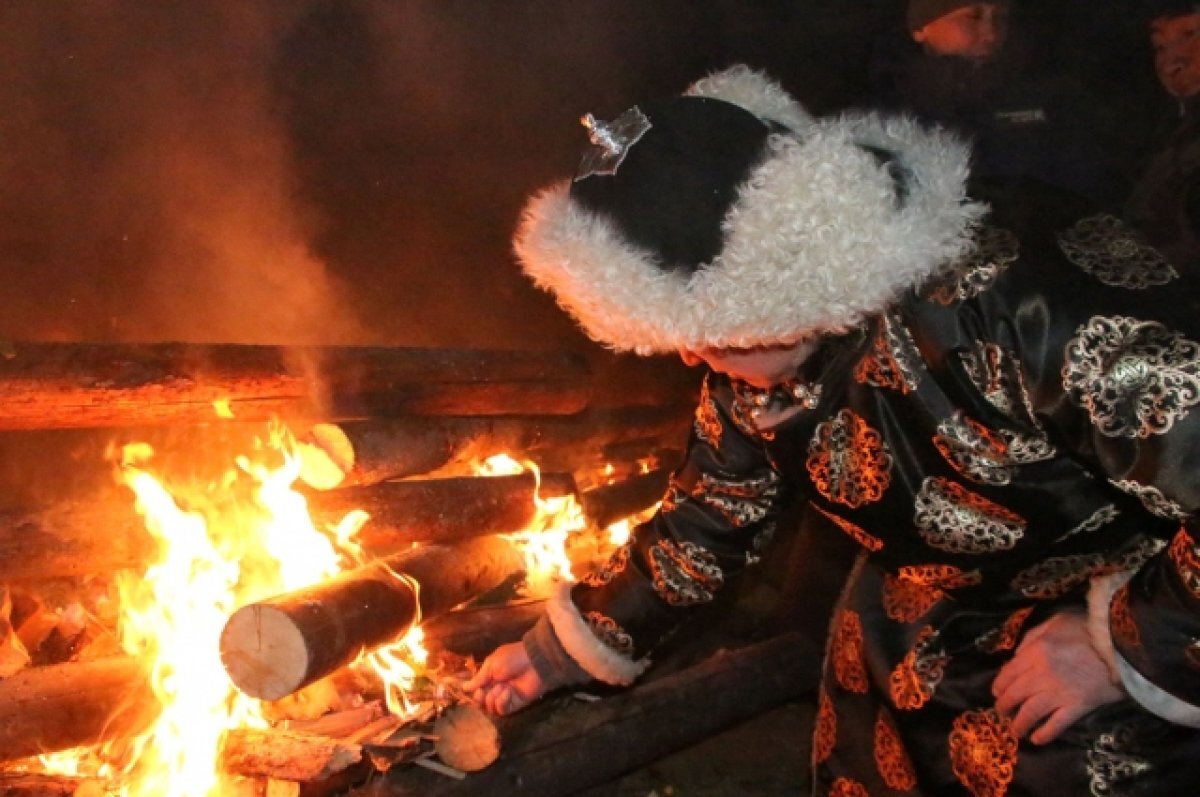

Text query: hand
(462, 641), (550, 716)
(992, 609), (1125, 744)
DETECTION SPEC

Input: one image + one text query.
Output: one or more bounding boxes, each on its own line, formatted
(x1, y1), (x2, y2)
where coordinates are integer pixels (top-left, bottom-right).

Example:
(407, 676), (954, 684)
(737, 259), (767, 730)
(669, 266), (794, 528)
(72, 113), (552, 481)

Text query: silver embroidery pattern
(648, 539), (724, 606)
(1109, 478), (1190, 521)
(1057, 214), (1178, 290)
(806, 409), (894, 508)
(998, 429), (1057, 463)
(854, 313), (923, 394)
(889, 626), (950, 710)
(960, 343), (1040, 427)
(933, 412), (1015, 485)
(1086, 722), (1154, 797)
(1063, 315), (1200, 438)
(1011, 553), (1109, 599)
(693, 470), (781, 527)
(927, 225), (1020, 305)
(1057, 504), (1121, 542)
(914, 477), (1026, 554)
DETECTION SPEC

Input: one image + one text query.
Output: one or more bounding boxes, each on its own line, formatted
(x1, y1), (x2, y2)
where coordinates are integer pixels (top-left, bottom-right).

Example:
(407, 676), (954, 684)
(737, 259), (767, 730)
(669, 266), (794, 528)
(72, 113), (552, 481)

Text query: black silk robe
(566, 191), (1200, 795)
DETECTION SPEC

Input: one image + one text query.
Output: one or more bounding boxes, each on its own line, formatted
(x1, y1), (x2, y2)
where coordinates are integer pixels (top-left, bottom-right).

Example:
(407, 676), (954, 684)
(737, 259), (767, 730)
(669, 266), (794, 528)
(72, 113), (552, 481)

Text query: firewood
(0, 342), (591, 430)
(358, 632), (819, 796)
(283, 703), (385, 739)
(221, 536), (526, 701)
(432, 704), (500, 773)
(221, 727), (363, 782)
(0, 656), (158, 761)
(299, 407), (692, 489)
(309, 473), (576, 552)
(0, 773), (100, 796)
(0, 498), (154, 582)
(579, 468), (670, 530)
(421, 600), (544, 659)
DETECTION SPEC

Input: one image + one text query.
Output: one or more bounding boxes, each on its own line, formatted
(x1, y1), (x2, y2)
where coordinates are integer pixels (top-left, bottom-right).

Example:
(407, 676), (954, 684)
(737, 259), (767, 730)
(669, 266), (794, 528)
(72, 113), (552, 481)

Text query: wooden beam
(0, 342), (590, 430)
(361, 632), (818, 797)
(579, 469), (670, 530)
(300, 407), (691, 489)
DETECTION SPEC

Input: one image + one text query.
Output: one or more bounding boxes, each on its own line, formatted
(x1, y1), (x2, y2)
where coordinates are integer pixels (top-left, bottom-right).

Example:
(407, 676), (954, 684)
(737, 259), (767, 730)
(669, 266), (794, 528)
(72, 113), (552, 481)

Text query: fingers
(461, 658), (494, 693)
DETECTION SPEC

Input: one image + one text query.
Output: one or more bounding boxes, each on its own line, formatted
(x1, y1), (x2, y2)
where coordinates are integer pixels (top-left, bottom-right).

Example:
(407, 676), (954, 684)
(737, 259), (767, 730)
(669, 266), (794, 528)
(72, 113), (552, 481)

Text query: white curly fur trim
(1088, 572), (1200, 726)
(685, 64), (814, 134)
(544, 581), (649, 686)
(514, 108), (985, 354)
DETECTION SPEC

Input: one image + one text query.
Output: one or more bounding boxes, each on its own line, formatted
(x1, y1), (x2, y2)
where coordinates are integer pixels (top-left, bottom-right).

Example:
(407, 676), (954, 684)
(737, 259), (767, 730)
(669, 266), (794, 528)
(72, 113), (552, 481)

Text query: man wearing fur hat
(465, 66), (1200, 794)
(1126, 1), (1200, 270)
(869, 1), (1125, 210)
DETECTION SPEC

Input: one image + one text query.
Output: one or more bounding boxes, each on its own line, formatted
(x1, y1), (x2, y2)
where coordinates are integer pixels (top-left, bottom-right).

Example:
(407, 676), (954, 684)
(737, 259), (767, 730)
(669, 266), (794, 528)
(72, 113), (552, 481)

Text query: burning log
(0, 342), (590, 431)
(221, 728), (364, 783)
(421, 600), (545, 659)
(0, 498), (154, 582)
(0, 656), (158, 761)
(308, 473), (576, 551)
(299, 407), (691, 489)
(221, 536), (526, 701)
(0, 773), (100, 796)
(363, 631), (818, 797)
(579, 468), (670, 530)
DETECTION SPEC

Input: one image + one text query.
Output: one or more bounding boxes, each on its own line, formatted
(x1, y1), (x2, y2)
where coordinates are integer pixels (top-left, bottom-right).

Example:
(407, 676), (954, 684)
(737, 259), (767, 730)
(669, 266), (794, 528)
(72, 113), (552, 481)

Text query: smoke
(0, 2), (365, 345)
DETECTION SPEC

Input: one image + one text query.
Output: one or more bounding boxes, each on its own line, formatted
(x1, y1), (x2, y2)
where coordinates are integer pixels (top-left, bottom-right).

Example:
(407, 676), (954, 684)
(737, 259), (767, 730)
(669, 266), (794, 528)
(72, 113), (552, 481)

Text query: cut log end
(221, 605), (313, 701)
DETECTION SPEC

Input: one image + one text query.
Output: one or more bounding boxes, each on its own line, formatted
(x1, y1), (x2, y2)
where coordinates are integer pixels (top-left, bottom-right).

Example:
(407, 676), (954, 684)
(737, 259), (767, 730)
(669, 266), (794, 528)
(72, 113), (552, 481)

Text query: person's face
(678, 340), (817, 389)
(912, 3), (1009, 60)
(1152, 13), (1200, 99)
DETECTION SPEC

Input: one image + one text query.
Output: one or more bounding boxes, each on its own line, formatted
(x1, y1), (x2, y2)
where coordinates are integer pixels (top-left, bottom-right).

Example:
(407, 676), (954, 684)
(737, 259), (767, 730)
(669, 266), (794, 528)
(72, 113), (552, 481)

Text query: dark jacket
(540, 181), (1200, 795)
(1125, 96), (1200, 270)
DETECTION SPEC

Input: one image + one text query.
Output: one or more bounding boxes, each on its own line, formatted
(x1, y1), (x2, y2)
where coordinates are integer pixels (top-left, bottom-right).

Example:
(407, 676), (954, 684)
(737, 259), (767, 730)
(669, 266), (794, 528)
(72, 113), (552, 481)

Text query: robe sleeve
(978, 211), (1200, 724)
(545, 372), (787, 685)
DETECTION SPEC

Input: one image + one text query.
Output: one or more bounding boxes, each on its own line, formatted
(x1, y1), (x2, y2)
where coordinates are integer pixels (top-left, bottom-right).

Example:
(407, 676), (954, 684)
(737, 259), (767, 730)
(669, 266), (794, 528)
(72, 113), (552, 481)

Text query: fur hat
(513, 65), (985, 355)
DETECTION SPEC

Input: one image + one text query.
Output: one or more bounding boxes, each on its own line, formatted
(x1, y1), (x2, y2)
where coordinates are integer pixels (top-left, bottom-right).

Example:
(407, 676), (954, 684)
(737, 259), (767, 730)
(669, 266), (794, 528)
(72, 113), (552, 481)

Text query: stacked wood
(0, 342), (591, 431)
(221, 536), (526, 701)
(308, 473), (576, 551)
(420, 600), (545, 659)
(0, 656), (157, 761)
(579, 468), (670, 530)
(298, 407), (691, 490)
(360, 631), (819, 796)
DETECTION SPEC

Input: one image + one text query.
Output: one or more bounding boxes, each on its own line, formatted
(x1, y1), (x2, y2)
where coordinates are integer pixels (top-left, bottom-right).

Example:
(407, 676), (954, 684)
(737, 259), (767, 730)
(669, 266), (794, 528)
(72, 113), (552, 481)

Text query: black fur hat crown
(514, 65), (984, 355)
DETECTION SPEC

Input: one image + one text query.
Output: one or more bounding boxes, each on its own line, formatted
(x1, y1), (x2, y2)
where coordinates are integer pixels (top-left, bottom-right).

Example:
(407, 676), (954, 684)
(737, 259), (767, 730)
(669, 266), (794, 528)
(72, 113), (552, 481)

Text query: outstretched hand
(992, 609), (1125, 745)
(463, 641), (551, 716)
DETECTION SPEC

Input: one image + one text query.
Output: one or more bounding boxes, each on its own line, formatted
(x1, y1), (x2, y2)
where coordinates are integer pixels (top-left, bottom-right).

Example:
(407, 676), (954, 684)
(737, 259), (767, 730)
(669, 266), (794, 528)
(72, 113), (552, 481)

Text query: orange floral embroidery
(828, 777), (870, 797)
(874, 708), (917, 790)
(1109, 582), (1141, 651)
(853, 314), (921, 394)
(814, 689), (837, 764)
(949, 709), (1017, 797)
(833, 610), (869, 694)
(890, 626), (948, 710)
(807, 409), (893, 508)
(1169, 528), (1200, 599)
(814, 504), (884, 552)
(693, 377), (723, 448)
(882, 565), (980, 623)
(977, 606), (1034, 654)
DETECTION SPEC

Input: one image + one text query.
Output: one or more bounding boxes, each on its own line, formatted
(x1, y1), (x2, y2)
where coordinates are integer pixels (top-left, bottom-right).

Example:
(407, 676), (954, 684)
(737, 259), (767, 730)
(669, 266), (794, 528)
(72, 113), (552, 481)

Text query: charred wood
(361, 632), (818, 797)
(309, 473), (576, 552)
(421, 600), (545, 659)
(221, 536), (526, 701)
(0, 773), (98, 796)
(0, 342), (590, 431)
(0, 656), (157, 762)
(579, 468), (670, 530)
(0, 498), (155, 582)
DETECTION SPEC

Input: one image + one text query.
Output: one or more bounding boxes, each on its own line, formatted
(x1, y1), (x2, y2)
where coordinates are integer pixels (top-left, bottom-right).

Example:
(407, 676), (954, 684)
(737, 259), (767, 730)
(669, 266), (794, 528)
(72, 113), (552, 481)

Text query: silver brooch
(574, 106), (652, 181)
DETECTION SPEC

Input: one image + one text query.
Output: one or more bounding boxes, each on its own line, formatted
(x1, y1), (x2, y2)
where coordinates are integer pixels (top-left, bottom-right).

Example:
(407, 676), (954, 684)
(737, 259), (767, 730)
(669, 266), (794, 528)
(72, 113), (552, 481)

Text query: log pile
(0, 340), (700, 782)
(0, 341), (817, 797)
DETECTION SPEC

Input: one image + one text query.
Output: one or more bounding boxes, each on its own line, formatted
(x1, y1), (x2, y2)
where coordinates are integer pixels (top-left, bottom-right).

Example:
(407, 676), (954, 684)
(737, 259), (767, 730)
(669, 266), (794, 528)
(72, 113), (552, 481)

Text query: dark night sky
(0, 0), (1163, 354)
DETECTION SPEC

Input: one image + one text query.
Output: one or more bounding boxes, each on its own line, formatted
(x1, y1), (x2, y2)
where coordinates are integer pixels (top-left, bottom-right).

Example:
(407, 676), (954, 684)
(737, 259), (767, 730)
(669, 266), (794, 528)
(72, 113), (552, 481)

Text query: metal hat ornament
(574, 106), (652, 181)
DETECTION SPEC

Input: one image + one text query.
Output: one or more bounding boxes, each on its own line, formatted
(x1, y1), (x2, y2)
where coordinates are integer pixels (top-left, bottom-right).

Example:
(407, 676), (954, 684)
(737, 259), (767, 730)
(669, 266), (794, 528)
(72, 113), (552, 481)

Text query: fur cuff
(1088, 572), (1200, 726)
(544, 582), (649, 686)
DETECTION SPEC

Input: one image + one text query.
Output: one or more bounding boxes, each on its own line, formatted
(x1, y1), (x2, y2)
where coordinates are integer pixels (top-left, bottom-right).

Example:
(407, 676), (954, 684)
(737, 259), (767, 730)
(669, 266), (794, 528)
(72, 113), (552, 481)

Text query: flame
(475, 454), (580, 591)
